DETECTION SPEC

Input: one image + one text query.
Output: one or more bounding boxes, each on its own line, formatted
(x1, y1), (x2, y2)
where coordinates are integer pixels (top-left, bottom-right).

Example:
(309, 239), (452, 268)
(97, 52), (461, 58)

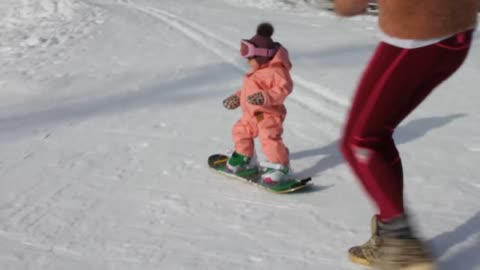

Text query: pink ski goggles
(240, 40), (276, 59)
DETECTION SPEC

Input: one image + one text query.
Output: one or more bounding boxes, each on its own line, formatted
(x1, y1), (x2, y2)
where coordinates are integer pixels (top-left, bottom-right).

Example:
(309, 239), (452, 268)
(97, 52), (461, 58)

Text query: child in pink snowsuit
(222, 22), (293, 183)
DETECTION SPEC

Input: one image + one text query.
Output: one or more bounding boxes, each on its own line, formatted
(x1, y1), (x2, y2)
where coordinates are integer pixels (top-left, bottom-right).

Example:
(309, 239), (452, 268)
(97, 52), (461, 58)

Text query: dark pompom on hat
(249, 22), (275, 49)
(256, 22), (274, 38)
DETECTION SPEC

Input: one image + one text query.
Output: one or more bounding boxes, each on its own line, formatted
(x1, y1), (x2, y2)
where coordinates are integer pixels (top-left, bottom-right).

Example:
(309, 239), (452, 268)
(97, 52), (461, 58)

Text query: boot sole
(401, 262), (437, 270)
(348, 253), (372, 266)
(349, 254), (437, 270)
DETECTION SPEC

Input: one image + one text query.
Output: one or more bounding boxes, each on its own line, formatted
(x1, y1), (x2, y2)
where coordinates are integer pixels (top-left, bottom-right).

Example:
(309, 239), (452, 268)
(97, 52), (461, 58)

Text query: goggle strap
(255, 47), (276, 58)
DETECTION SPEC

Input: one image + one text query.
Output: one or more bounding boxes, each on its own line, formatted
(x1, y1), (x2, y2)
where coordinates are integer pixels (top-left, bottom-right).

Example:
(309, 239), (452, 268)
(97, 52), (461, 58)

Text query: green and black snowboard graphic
(208, 154), (312, 194)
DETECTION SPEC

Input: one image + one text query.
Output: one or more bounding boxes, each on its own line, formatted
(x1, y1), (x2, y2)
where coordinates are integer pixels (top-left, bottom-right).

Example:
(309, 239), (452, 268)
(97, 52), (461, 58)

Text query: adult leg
(340, 32), (471, 220)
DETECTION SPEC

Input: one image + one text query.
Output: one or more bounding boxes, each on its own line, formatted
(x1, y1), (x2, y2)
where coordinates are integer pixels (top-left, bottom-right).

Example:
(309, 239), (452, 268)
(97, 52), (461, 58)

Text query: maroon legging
(340, 30), (473, 221)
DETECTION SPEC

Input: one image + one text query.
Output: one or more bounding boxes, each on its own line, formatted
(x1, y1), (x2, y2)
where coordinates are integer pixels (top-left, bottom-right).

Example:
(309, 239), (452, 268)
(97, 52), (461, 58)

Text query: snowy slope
(0, 0), (479, 270)
(0, 0), (104, 104)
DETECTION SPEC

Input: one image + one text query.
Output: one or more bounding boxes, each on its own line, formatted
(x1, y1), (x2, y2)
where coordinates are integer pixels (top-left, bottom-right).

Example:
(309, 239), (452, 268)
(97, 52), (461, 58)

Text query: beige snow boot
(348, 215), (437, 270)
(348, 215), (381, 266)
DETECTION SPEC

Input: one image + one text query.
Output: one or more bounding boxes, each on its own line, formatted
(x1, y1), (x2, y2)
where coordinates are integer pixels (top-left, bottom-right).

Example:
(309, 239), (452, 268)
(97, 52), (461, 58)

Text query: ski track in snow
(117, 0), (347, 136)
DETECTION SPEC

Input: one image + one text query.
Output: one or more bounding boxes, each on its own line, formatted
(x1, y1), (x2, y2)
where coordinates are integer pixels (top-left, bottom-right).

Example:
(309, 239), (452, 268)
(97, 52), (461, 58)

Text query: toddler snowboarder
(222, 22), (293, 186)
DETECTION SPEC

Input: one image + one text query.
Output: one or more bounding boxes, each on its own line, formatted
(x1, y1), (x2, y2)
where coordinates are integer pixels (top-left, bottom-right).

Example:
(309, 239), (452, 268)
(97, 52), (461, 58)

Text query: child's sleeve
(260, 70), (293, 106)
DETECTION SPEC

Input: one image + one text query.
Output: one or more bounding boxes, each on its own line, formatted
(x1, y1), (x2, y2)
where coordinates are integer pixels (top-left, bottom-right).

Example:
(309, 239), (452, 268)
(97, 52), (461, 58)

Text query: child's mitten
(223, 95), (240, 110)
(247, 92), (265, 106)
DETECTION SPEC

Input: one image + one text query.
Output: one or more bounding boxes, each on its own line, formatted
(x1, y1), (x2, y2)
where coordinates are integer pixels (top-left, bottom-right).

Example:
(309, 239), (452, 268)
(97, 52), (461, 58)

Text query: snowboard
(208, 154), (312, 194)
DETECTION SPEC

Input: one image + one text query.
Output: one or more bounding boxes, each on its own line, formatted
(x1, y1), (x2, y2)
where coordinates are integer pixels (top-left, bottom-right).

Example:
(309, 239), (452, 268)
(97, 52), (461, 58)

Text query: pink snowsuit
(232, 46), (293, 165)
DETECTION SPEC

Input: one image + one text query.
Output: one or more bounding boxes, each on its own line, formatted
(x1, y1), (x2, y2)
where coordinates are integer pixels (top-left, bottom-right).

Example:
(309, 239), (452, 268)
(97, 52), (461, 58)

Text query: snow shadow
(0, 62), (239, 141)
(431, 211), (480, 270)
(290, 140), (340, 178)
(394, 113), (466, 144)
(290, 113), (467, 177)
